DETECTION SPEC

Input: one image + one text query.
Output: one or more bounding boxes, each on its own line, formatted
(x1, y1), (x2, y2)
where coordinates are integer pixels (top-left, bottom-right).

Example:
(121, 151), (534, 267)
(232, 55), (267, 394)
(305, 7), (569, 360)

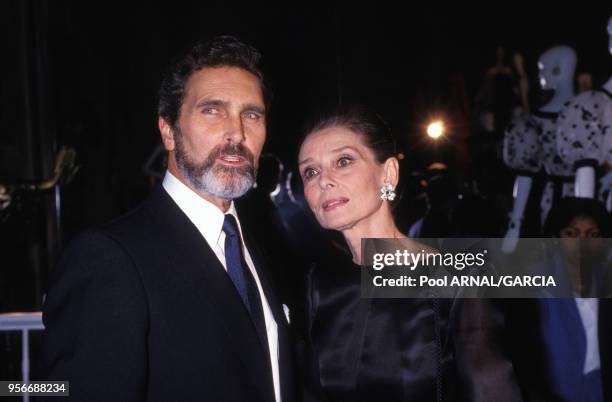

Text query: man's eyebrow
(194, 99), (265, 115)
(242, 103), (266, 115)
(196, 98), (227, 108)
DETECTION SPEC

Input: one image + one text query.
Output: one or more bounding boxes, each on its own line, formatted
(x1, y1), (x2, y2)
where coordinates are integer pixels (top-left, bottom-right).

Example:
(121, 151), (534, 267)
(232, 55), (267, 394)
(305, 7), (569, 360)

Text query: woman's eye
(561, 229), (578, 238)
(303, 168), (318, 180)
(337, 156), (353, 167)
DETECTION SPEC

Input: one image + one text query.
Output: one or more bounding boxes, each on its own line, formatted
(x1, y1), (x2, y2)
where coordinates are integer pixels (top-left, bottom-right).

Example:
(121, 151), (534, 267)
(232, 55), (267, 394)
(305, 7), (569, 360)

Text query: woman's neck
(341, 207), (404, 264)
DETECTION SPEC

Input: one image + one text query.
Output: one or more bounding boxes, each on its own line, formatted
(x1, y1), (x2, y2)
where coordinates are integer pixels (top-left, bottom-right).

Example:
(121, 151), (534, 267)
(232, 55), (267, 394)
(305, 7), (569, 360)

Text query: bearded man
(41, 36), (296, 402)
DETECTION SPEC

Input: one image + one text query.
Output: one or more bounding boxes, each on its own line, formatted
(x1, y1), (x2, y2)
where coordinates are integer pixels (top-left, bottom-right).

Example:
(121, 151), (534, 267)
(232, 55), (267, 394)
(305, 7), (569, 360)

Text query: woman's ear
(383, 157), (400, 186)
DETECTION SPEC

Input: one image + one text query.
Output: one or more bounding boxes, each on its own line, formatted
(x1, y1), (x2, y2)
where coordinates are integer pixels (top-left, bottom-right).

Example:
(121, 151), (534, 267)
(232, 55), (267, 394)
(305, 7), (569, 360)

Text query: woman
(296, 106), (519, 402)
(508, 197), (611, 402)
(543, 197), (610, 296)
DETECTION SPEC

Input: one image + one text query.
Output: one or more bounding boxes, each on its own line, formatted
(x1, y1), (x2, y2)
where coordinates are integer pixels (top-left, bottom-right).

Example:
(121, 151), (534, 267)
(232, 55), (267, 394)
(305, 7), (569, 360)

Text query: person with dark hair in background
(41, 36), (297, 402)
(508, 197), (612, 402)
(296, 105), (523, 402)
(543, 197), (610, 239)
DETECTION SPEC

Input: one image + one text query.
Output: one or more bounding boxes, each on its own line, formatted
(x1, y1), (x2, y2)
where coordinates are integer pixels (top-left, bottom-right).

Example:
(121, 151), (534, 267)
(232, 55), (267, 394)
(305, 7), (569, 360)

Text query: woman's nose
(318, 171), (335, 192)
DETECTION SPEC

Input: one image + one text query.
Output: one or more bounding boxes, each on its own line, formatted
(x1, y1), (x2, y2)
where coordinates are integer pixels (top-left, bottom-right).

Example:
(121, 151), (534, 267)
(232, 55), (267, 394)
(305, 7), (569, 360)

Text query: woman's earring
(380, 183), (396, 201)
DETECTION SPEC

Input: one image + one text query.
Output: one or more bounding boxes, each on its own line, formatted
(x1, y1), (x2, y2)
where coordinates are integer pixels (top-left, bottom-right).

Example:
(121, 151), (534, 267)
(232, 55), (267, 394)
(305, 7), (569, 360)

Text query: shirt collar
(162, 170), (241, 248)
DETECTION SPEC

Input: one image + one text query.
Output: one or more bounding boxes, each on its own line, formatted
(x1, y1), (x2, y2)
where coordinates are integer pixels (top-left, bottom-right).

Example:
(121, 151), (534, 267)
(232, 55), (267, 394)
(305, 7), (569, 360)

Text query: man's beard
(173, 128), (257, 200)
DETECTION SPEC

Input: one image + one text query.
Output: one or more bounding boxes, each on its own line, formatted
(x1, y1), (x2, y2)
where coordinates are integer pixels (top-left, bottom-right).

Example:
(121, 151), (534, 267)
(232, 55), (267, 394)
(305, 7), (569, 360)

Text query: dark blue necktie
(222, 214), (270, 353)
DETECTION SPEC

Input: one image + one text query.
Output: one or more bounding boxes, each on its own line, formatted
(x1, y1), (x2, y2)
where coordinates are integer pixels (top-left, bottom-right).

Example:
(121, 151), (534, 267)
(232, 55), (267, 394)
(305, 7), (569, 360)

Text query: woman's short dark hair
(158, 35), (266, 128)
(543, 197), (611, 237)
(302, 105), (396, 164)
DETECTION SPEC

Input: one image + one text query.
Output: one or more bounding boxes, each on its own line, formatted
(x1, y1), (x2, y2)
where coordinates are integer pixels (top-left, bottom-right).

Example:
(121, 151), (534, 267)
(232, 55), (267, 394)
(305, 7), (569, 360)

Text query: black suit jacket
(41, 185), (296, 402)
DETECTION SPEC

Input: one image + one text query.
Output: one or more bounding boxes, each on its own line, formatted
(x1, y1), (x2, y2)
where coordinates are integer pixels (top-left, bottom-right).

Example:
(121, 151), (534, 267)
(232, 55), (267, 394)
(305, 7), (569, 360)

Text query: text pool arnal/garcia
(372, 275), (557, 288)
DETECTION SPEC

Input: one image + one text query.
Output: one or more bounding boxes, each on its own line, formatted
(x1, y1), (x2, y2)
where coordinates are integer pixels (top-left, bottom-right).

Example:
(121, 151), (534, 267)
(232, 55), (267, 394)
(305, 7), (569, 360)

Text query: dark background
(1, 0), (611, 379)
(2, 0), (612, 307)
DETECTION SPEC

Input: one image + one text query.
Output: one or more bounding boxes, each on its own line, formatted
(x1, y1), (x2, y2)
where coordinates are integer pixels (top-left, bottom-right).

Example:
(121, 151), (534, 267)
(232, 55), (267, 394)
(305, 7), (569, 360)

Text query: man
(42, 36), (296, 402)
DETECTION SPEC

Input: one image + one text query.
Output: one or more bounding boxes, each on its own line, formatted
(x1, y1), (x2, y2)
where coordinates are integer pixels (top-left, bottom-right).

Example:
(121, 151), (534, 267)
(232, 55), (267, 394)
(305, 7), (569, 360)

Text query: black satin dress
(301, 252), (462, 402)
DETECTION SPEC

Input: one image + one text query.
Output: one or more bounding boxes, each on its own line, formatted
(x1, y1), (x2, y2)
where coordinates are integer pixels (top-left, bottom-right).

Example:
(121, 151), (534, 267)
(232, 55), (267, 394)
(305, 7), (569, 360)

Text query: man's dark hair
(158, 35), (266, 128)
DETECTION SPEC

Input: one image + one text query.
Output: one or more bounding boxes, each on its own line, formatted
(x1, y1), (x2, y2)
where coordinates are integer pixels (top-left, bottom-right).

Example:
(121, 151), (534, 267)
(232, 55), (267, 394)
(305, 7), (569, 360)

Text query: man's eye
(244, 112), (261, 120)
(202, 107), (220, 114)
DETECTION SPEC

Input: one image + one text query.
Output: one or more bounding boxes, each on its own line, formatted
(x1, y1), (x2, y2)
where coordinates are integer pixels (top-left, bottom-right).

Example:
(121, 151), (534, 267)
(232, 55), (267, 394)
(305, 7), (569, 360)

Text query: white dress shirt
(575, 298), (601, 374)
(162, 171), (281, 402)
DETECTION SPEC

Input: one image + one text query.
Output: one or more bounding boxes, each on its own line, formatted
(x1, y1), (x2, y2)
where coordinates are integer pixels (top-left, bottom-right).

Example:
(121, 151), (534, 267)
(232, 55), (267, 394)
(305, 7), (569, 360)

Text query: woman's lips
(322, 198), (349, 212)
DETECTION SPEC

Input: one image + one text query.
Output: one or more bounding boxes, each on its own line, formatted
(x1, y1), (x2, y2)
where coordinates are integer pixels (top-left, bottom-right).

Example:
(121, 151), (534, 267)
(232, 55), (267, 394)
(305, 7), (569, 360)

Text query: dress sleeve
(503, 112), (542, 173)
(556, 91), (612, 168)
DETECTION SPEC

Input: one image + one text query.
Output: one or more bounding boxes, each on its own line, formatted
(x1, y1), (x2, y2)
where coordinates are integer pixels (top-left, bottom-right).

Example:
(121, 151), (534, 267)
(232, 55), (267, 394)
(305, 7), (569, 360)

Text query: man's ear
(159, 117), (175, 151)
(383, 156), (399, 187)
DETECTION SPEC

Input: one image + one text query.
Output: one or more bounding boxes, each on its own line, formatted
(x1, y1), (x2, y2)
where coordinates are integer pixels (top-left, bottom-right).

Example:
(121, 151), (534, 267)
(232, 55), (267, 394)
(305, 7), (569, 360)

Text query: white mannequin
(502, 46), (576, 253)
(605, 16), (612, 94)
(538, 47), (577, 112)
(601, 17), (612, 210)
(537, 47), (578, 223)
(556, 16), (612, 206)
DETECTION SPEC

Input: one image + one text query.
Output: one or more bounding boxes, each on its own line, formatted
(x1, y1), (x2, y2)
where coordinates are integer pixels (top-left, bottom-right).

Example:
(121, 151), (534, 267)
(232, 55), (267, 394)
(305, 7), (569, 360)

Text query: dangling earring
(380, 183), (396, 201)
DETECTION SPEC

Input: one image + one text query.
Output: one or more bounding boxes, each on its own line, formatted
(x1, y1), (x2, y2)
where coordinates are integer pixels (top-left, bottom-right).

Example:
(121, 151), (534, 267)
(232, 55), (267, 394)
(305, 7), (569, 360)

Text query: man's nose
(224, 114), (246, 143)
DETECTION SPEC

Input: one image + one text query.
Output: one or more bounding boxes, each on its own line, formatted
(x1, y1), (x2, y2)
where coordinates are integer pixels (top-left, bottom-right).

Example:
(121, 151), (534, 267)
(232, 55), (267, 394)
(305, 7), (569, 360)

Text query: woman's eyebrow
(331, 146), (356, 153)
(331, 146), (363, 157)
(299, 145), (362, 166)
(298, 157), (313, 166)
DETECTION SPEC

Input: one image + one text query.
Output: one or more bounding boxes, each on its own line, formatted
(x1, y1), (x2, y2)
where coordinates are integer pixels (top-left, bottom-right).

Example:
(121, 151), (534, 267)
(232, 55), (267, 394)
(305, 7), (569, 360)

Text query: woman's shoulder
(309, 253), (361, 290)
(368, 237), (440, 257)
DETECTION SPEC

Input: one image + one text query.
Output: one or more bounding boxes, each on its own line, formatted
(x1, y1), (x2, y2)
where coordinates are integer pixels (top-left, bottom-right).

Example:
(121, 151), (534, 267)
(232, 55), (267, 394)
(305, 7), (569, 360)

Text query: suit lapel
(241, 224), (296, 402)
(145, 186), (277, 402)
(242, 232), (285, 325)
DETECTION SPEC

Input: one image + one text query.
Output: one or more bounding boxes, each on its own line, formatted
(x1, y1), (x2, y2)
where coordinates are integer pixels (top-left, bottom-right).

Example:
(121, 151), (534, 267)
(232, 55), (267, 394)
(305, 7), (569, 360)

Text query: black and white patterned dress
(557, 89), (612, 168)
(556, 88), (612, 205)
(534, 110), (575, 221)
(503, 111), (542, 174)
(504, 110), (574, 224)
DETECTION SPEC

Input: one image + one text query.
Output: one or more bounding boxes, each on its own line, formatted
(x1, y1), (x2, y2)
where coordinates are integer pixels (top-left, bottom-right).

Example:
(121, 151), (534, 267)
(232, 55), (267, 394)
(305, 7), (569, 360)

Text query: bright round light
(427, 121), (445, 139)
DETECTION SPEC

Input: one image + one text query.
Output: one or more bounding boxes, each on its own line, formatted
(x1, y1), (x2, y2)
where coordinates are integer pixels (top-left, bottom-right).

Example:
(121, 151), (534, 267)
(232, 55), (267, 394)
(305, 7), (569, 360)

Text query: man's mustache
(210, 143), (255, 167)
